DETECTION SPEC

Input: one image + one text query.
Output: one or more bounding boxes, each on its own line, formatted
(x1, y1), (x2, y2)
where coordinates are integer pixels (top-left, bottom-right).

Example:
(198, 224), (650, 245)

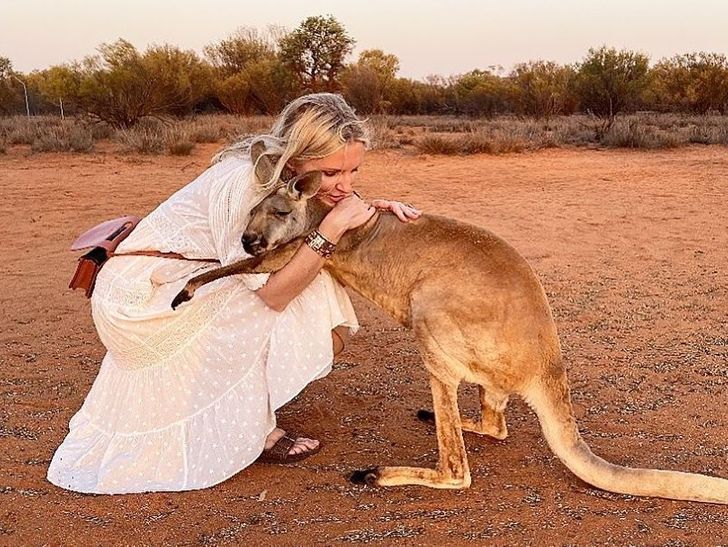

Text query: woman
(47, 93), (420, 494)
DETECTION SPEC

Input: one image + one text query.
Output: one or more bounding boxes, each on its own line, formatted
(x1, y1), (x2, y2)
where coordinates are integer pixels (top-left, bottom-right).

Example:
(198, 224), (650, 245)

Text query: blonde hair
(213, 93), (370, 189)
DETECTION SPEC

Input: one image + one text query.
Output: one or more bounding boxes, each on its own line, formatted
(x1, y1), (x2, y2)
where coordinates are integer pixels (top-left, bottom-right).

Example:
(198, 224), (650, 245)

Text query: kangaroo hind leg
(351, 373), (470, 489)
(462, 386), (509, 440)
(418, 385), (508, 440)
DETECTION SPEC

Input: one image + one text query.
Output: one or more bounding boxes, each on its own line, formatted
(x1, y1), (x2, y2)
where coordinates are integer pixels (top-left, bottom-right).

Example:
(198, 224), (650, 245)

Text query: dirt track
(1, 143), (727, 545)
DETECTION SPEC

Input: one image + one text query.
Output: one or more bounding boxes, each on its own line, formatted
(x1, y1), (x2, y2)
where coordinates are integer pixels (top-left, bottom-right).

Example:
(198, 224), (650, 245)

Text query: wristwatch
(305, 230), (337, 259)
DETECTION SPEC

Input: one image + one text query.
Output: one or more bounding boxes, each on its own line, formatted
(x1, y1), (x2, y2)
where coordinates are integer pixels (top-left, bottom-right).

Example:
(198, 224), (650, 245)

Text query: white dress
(47, 156), (358, 494)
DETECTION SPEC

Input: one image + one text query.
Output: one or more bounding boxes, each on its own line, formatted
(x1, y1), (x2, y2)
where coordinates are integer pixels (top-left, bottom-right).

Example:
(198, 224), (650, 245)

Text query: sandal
(257, 432), (322, 464)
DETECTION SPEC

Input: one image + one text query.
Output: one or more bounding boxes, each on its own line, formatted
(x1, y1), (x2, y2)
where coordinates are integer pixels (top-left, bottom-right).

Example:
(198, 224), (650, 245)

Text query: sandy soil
(1, 143), (727, 545)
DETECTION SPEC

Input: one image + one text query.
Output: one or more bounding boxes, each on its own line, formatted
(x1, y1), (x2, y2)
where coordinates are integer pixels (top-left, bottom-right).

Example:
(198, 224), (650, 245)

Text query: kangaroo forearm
(243, 240), (303, 273)
(255, 242), (326, 312)
(185, 255), (264, 287)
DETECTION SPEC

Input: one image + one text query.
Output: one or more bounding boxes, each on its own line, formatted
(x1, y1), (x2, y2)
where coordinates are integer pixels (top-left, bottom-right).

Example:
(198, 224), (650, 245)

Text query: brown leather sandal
(256, 432), (322, 464)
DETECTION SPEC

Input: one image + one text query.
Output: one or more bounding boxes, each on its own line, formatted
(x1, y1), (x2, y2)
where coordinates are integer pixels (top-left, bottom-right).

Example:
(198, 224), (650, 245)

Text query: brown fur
(170, 147), (728, 503)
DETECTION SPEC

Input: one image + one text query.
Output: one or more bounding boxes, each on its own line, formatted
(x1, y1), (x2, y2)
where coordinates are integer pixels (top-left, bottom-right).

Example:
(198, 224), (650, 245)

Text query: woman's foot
(264, 427), (320, 456)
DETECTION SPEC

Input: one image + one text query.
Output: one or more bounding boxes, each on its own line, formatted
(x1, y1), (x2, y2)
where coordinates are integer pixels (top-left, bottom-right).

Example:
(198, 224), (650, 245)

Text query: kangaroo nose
(242, 233), (266, 255)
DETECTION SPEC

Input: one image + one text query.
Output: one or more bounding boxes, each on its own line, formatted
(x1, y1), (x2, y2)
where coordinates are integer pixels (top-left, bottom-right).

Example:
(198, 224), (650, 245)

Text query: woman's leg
(332, 325), (350, 357)
(262, 325), (350, 457)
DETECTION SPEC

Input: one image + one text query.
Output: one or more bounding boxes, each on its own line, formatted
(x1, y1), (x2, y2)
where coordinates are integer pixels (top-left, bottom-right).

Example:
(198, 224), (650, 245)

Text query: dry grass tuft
(89, 122), (114, 140)
(166, 128), (196, 156)
(601, 119), (680, 149)
(115, 127), (166, 154)
(368, 116), (402, 150)
(415, 125), (532, 155)
(115, 121), (197, 155)
(178, 116), (232, 143)
(415, 134), (464, 155)
(30, 123), (95, 153)
(1, 116), (42, 145)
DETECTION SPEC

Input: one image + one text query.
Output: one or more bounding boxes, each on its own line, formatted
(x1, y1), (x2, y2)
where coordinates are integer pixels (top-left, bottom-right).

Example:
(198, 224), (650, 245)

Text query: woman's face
(291, 141), (365, 207)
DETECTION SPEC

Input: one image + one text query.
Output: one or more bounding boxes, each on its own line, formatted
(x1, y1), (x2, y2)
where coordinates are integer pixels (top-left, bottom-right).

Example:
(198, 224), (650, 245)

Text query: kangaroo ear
(288, 171), (322, 201)
(250, 141), (276, 184)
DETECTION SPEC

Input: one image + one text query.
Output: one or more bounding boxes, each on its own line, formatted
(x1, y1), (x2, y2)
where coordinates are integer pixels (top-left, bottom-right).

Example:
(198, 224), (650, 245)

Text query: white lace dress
(47, 156), (358, 494)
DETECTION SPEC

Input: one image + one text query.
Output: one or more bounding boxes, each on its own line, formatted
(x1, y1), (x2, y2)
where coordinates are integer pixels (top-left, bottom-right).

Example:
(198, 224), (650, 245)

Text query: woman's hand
(318, 194), (376, 243)
(371, 199), (422, 223)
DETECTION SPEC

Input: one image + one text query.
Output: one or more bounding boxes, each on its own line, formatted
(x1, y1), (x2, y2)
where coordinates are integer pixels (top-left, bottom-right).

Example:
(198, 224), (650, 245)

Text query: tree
(0, 56), (11, 78)
(574, 46), (650, 123)
(244, 57), (297, 113)
(215, 57), (296, 115)
(451, 69), (513, 117)
(510, 61), (576, 124)
(0, 56), (21, 114)
(205, 27), (296, 115)
(649, 52), (728, 113)
(341, 49), (400, 113)
(73, 39), (212, 126)
(31, 64), (81, 116)
(279, 15), (354, 92)
(204, 27), (277, 76)
(142, 44), (212, 116)
(357, 49), (399, 86)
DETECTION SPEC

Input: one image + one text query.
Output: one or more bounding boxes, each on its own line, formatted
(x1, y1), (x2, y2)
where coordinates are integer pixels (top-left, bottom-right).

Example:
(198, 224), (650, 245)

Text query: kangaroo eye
(275, 210), (291, 218)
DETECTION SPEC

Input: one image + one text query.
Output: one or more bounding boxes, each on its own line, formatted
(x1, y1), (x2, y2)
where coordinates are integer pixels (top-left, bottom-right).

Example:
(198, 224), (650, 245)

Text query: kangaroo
(171, 143), (728, 503)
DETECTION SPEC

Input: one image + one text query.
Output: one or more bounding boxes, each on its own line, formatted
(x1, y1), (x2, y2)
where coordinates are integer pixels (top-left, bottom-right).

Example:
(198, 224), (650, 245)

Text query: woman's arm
(254, 195), (374, 312)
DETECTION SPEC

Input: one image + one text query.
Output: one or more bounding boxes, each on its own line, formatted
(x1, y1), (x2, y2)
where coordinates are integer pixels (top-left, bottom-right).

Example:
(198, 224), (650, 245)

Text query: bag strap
(109, 250), (219, 262)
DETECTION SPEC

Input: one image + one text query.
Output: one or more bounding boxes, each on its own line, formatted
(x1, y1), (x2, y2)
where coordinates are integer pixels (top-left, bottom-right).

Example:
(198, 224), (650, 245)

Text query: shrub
(574, 47), (651, 119)
(186, 119), (224, 143)
(115, 125), (166, 154)
(115, 120), (200, 155)
(368, 116), (400, 149)
(415, 131), (527, 155)
(31, 124), (94, 152)
(89, 122), (114, 140)
(415, 134), (463, 155)
(166, 129), (195, 155)
(3, 117), (40, 144)
(178, 116), (237, 143)
(601, 119), (680, 149)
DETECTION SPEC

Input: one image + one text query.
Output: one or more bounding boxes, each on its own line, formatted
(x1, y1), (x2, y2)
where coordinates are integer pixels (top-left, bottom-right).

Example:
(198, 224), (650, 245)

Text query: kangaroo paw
(171, 287), (194, 310)
(349, 467), (380, 486)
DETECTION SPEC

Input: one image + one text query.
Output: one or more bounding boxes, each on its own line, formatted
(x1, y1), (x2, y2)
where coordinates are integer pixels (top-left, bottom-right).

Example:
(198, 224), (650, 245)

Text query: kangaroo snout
(241, 232), (267, 256)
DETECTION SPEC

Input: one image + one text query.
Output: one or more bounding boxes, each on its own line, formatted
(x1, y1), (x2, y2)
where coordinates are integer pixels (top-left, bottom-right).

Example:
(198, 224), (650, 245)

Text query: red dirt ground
(1, 143), (727, 545)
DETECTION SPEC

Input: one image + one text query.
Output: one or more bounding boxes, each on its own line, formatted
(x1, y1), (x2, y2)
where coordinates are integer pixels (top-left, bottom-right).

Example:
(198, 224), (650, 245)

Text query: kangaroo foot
(416, 409), (508, 440)
(350, 465), (470, 489)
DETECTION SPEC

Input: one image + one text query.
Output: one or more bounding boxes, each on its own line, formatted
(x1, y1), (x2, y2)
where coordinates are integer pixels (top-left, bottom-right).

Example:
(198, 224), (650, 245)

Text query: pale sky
(1, 0), (727, 79)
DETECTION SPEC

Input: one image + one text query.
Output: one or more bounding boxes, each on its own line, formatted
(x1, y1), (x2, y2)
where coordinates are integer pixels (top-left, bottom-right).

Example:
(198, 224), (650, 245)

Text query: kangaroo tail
(522, 366), (728, 504)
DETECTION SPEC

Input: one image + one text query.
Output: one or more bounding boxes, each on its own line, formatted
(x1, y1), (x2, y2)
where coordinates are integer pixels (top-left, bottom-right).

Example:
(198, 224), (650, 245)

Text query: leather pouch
(69, 216), (141, 298)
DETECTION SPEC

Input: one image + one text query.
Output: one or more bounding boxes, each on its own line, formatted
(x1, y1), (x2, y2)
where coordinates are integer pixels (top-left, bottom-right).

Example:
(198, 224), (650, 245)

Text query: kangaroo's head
(242, 141), (326, 256)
